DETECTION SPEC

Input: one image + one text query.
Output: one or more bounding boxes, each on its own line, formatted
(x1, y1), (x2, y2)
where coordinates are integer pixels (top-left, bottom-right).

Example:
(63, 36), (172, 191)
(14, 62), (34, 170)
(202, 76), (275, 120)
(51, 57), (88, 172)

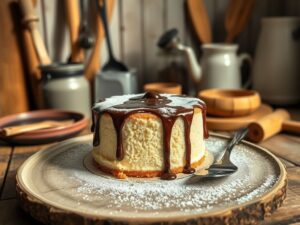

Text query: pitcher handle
(238, 53), (252, 89)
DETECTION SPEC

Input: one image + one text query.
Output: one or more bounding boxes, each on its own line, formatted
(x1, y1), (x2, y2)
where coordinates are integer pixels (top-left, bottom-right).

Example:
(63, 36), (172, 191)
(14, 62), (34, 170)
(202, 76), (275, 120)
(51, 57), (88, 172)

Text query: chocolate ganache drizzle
(91, 91), (209, 180)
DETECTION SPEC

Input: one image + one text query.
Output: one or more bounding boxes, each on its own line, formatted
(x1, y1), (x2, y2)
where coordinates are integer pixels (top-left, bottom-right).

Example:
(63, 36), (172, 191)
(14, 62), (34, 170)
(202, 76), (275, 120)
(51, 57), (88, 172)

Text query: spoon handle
(96, 0), (115, 60)
(215, 127), (248, 162)
(227, 127), (249, 154)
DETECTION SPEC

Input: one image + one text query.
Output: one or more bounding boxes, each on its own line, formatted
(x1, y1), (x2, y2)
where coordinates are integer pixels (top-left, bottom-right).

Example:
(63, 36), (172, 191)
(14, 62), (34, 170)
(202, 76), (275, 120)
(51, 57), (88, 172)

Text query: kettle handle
(238, 53), (252, 88)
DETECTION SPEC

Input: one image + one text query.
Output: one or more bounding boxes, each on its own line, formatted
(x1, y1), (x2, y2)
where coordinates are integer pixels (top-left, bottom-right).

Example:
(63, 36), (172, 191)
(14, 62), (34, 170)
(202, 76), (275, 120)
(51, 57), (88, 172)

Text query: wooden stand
(15, 134), (287, 225)
(16, 182), (286, 225)
(206, 104), (272, 131)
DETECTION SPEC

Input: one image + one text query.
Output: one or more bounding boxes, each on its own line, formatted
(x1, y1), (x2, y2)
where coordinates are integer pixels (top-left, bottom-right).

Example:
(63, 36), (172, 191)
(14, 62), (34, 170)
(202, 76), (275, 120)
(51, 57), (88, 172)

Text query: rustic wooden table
(0, 111), (300, 225)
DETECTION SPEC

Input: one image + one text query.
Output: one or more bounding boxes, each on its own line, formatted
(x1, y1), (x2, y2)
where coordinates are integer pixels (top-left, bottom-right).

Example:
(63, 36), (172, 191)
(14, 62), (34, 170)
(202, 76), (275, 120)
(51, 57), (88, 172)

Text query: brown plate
(0, 110), (88, 145)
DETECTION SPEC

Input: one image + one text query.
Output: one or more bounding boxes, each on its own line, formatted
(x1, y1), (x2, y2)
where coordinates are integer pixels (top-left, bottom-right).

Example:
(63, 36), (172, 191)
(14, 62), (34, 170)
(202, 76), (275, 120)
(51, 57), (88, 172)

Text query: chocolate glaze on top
(91, 91), (209, 180)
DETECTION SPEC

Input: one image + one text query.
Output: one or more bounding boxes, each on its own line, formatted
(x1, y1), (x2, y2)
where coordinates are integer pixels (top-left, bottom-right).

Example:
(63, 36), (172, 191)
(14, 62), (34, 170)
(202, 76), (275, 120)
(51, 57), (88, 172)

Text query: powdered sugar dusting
(40, 136), (280, 217)
(93, 94), (143, 112)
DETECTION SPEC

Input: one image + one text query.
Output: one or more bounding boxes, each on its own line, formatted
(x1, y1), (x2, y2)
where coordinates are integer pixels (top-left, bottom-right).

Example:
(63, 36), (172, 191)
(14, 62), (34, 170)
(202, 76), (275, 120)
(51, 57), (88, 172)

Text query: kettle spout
(177, 44), (202, 84)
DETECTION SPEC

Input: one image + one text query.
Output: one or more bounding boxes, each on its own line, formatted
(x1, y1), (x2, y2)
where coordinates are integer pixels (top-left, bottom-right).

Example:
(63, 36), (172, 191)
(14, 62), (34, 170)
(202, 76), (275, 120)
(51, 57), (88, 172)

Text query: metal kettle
(158, 29), (202, 85)
(158, 29), (251, 90)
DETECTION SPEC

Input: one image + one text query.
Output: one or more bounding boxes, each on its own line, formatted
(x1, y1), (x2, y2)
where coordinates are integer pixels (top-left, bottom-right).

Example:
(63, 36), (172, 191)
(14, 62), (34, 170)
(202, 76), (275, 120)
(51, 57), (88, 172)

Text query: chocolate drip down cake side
(91, 91), (209, 180)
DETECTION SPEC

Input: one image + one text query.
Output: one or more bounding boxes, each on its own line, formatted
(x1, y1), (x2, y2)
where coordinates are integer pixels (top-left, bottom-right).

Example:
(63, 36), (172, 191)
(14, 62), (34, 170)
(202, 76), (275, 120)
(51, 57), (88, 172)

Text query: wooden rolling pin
(247, 109), (300, 142)
(19, 0), (51, 65)
(0, 120), (74, 136)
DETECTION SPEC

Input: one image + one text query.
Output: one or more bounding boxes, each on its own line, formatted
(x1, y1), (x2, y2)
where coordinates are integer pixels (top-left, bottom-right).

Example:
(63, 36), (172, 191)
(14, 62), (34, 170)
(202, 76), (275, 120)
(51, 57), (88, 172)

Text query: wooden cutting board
(0, 1), (29, 116)
(16, 134), (286, 224)
(207, 104), (273, 131)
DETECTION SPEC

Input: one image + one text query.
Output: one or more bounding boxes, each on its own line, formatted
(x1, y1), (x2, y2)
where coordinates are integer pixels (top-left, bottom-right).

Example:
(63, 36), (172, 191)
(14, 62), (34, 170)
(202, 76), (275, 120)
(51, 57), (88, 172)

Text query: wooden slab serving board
(16, 134), (286, 225)
(207, 104), (273, 131)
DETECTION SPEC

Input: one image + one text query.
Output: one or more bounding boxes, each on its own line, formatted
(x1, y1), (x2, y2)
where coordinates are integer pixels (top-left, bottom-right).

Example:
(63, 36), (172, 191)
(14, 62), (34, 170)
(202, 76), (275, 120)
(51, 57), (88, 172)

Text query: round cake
(91, 91), (209, 180)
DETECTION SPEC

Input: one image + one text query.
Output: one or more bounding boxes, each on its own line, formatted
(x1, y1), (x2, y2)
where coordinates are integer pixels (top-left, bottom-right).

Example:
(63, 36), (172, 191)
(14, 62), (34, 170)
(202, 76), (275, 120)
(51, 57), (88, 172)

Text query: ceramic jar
(199, 43), (251, 90)
(40, 64), (91, 118)
(252, 17), (300, 105)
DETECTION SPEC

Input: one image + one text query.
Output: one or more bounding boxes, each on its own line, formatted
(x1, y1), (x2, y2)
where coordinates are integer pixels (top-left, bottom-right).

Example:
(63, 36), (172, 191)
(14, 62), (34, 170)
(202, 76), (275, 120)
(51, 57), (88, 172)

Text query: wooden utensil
(248, 109), (300, 142)
(187, 0), (212, 43)
(18, 0), (45, 108)
(199, 89), (261, 117)
(85, 0), (115, 82)
(0, 120), (74, 136)
(19, 0), (51, 65)
(20, 0), (42, 105)
(0, 1), (29, 116)
(0, 110), (88, 145)
(206, 104), (272, 131)
(225, 0), (256, 43)
(21, 28), (44, 108)
(64, 0), (84, 63)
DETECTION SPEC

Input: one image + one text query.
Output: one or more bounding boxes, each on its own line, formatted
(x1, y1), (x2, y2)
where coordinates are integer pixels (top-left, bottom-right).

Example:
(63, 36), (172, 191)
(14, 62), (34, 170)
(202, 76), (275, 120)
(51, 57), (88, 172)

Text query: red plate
(0, 110), (89, 145)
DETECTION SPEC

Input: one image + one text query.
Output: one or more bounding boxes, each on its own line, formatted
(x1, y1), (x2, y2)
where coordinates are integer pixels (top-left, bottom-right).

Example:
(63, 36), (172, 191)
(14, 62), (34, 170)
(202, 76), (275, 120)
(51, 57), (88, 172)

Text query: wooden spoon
(64, 0), (85, 62)
(225, 0), (256, 43)
(19, 0), (51, 65)
(0, 120), (74, 136)
(85, 0), (115, 82)
(18, 0), (44, 108)
(187, 0), (212, 43)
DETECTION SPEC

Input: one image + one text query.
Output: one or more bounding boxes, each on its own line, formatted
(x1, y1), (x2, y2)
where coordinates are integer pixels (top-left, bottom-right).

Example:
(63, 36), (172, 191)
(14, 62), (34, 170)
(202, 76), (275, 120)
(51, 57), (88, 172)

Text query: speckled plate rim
(16, 133), (287, 224)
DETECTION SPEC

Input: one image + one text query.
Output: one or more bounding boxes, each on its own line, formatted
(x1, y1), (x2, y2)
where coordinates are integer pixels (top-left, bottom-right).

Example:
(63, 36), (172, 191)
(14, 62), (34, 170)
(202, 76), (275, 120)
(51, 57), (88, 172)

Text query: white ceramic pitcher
(199, 44), (251, 89)
(179, 43), (251, 90)
(252, 17), (300, 105)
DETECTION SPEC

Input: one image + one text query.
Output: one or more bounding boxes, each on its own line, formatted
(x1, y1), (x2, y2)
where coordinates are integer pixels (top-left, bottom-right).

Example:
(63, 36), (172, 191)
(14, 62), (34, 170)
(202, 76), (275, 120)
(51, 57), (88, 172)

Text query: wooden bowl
(198, 89), (261, 117)
(144, 82), (182, 94)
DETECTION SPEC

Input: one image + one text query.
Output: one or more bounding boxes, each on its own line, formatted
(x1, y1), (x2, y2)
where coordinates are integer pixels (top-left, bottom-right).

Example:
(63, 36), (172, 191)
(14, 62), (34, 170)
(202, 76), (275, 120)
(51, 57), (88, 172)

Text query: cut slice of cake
(91, 91), (208, 180)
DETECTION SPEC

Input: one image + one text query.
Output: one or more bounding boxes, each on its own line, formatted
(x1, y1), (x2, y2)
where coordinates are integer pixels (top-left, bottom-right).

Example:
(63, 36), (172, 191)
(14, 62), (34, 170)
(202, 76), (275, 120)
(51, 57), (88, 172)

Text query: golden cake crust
(94, 154), (206, 179)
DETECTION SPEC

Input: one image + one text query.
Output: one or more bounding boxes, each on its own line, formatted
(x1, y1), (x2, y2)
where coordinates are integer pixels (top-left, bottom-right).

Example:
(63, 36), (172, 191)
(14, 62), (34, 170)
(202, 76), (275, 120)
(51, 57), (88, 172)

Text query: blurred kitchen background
(1, 0), (300, 117)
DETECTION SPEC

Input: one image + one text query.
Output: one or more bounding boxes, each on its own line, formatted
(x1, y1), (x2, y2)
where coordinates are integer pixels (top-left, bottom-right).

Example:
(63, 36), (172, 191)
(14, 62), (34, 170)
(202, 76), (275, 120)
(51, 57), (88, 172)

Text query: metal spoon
(95, 0), (128, 72)
(188, 128), (249, 183)
(78, 0), (95, 49)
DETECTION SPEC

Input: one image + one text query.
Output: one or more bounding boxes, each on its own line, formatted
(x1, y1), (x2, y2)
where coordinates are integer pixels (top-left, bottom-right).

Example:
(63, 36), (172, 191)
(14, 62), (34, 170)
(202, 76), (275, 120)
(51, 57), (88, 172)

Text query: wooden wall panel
(213, 0), (228, 42)
(32, 0), (300, 90)
(143, 0), (165, 83)
(121, 0), (144, 89)
(285, 0), (300, 16)
(42, 0), (70, 62)
(0, 0), (29, 116)
(0, 0), (296, 114)
(165, 0), (185, 41)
